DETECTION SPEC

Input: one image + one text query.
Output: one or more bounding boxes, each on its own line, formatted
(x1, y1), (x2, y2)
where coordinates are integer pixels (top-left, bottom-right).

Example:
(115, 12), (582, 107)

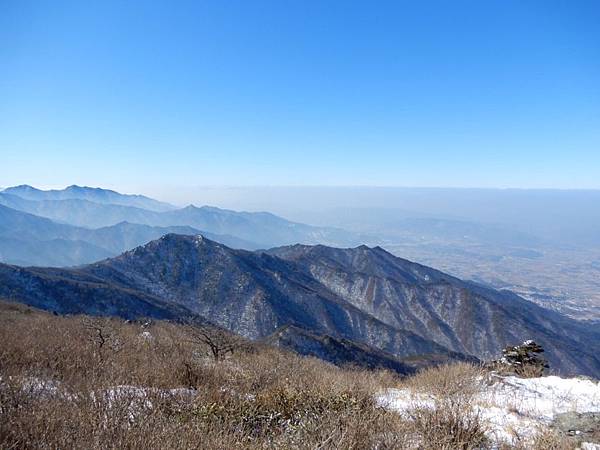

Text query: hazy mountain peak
(3, 184), (40, 193)
(3, 184), (176, 212)
(63, 185), (122, 197)
(180, 204), (227, 213)
(65, 184), (102, 191)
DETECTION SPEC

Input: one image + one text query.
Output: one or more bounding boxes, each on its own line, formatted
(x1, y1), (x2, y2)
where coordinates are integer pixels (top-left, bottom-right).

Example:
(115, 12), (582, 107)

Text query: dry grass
(405, 362), (486, 399)
(502, 428), (575, 450)
(0, 301), (572, 449)
(0, 301), (406, 449)
(403, 363), (489, 450)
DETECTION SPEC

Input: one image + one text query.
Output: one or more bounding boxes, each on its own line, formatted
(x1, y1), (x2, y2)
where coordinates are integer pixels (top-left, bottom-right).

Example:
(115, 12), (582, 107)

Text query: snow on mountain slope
(378, 374), (600, 447)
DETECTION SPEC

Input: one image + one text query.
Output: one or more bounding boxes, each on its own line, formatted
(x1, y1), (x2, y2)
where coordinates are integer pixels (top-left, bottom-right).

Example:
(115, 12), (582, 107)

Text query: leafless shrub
(403, 363), (490, 449)
(520, 428), (574, 450)
(407, 404), (488, 450)
(406, 362), (486, 400)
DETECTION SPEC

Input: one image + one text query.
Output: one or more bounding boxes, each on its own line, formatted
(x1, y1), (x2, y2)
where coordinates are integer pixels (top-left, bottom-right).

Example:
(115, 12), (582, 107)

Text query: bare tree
(82, 317), (123, 364)
(184, 323), (242, 362)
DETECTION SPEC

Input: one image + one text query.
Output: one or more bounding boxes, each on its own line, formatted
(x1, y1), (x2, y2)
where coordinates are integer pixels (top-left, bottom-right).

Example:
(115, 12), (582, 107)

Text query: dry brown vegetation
(526, 430), (575, 450)
(403, 363), (489, 450)
(0, 301), (403, 449)
(0, 301), (576, 449)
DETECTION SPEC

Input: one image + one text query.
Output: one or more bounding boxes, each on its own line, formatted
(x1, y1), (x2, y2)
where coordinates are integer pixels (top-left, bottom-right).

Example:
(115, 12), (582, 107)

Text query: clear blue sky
(1, 0), (599, 190)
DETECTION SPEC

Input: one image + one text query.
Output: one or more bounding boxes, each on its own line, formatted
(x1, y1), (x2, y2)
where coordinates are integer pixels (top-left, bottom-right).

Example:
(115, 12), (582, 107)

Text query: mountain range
(1, 233), (598, 377)
(0, 185), (364, 266)
(2, 184), (599, 377)
(0, 204), (259, 266)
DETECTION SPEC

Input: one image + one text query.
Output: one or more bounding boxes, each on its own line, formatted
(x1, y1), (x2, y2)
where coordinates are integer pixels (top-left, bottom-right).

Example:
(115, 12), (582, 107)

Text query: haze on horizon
(2, 0), (600, 191)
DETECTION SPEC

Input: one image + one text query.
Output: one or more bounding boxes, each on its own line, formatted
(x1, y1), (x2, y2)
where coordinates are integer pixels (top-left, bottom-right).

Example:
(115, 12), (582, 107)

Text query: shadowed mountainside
(0, 234), (598, 376)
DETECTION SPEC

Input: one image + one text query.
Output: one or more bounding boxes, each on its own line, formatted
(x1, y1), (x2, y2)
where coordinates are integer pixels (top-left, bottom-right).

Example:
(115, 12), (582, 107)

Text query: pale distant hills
(3, 184), (175, 212)
(0, 185), (363, 266)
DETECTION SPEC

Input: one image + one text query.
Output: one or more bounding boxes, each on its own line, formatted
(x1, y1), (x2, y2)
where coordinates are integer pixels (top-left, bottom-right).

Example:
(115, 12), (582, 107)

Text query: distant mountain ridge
(0, 185), (365, 266)
(0, 204), (261, 266)
(1, 234), (598, 377)
(0, 195), (362, 248)
(2, 185), (175, 212)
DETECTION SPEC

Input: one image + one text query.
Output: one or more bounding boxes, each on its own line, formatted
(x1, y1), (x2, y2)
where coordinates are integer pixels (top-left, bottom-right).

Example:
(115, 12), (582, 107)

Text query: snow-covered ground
(378, 374), (600, 448)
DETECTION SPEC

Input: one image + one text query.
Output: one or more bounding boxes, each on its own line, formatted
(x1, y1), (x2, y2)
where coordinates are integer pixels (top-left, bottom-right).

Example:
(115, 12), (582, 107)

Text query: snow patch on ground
(582, 443), (600, 450)
(378, 374), (600, 447)
(139, 330), (153, 340)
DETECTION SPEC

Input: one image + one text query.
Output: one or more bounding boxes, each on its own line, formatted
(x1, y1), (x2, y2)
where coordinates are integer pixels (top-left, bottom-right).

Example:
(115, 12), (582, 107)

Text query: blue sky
(1, 0), (599, 190)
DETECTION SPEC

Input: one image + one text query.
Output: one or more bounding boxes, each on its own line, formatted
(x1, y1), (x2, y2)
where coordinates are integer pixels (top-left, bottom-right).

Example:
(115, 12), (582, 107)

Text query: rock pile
(491, 340), (549, 377)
